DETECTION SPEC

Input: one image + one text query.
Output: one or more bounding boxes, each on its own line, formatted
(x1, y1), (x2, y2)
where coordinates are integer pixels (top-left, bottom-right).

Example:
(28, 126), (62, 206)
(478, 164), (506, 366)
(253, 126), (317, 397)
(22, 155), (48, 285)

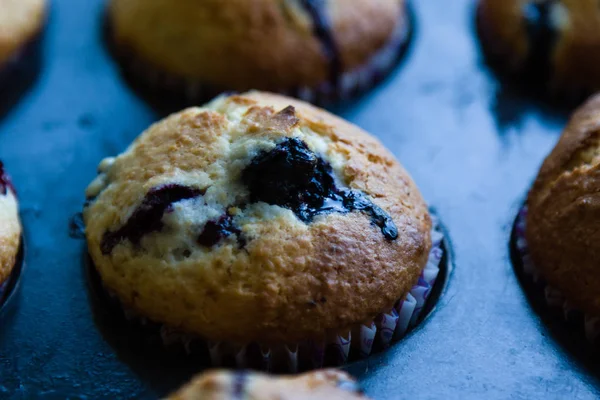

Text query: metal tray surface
(0, 0), (599, 399)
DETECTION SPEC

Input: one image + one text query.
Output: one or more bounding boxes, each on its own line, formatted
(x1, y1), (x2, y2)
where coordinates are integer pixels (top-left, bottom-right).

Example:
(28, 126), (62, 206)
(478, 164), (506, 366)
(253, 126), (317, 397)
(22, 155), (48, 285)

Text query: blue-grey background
(0, 0), (599, 398)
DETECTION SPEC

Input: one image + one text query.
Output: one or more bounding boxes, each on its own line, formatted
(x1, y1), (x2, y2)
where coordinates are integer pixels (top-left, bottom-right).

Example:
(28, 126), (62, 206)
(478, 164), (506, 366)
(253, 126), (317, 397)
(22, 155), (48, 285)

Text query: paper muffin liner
(92, 216), (444, 373)
(514, 206), (600, 344)
(106, 2), (411, 107)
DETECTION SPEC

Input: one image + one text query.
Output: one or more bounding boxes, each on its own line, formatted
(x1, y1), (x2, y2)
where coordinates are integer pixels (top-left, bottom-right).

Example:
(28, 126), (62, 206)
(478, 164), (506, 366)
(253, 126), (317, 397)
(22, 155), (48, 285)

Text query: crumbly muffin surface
(0, 163), (21, 286)
(166, 369), (367, 400)
(527, 93), (600, 316)
(478, 0), (600, 96)
(84, 91), (431, 344)
(108, 0), (405, 91)
(0, 0), (45, 65)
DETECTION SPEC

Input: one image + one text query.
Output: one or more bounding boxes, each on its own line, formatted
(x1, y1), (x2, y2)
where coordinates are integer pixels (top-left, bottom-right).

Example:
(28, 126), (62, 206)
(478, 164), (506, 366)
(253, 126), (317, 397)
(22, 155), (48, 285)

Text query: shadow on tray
(84, 253), (209, 397)
(510, 212), (600, 381)
(0, 37), (44, 123)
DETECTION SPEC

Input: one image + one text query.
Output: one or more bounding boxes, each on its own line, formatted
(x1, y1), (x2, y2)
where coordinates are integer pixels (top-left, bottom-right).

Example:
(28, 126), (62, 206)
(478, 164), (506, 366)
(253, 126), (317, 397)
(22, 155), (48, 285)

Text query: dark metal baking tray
(1, 0), (599, 398)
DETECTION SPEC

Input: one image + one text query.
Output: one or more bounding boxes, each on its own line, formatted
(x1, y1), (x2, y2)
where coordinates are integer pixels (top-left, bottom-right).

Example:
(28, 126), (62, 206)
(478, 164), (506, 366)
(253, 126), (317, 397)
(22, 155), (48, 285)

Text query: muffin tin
(1, 0), (600, 399)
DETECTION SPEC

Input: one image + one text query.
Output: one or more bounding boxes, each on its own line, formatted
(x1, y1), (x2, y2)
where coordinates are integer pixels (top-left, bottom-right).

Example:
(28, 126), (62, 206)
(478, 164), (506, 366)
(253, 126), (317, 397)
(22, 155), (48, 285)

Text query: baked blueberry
(242, 137), (398, 239)
(197, 213), (242, 248)
(101, 184), (204, 254)
(0, 162), (15, 196)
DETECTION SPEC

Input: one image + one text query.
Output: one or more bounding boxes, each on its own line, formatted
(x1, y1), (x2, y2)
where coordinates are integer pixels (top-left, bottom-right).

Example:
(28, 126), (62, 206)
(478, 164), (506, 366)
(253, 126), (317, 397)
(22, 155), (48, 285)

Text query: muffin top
(0, 0), (45, 65)
(84, 91), (431, 344)
(108, 0), (405, 91)
(166, 369), (367, 400)
(527, 93), (600, 316)
(478, 0), (600, 93)
(0, 162), (21, 286)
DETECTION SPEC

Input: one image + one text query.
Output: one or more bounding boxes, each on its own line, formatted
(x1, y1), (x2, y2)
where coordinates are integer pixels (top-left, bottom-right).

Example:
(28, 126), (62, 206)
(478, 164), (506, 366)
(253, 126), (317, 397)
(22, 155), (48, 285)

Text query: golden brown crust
(0, 189), (21, 286)
(527, 93), (600, 316)
(478, 0), (528, 68)
(478, 0), (600, 95)
(0, 0), (46, 66)
(107, 0), (404, 91)
(166, 369), (367, 400)
(84, 91), (431, 344)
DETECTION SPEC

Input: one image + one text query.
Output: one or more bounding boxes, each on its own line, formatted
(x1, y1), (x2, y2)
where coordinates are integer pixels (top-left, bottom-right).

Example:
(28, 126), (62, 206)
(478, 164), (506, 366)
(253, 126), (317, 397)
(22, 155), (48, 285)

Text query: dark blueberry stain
(99, 138), (396, 255)
(242, 137), (398, 240)
(523, 1), (559, 79)
(0, 161), (15, 196)
(100, 184), (204, 254)
(197, 213), (243, 248)
(299, 0), (342, 90)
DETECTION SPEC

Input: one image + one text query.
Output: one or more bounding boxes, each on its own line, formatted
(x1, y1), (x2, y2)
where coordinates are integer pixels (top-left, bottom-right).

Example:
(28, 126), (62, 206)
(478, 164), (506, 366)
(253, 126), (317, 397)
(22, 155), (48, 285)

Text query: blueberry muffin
(0, 162), (21, 290)
(526, 93), (600, 316)
(477, 0), (600, 99)
(106, 0), (411, 104)
(166, 369), (367, 400)
(0, 0), (46, 82)
(84, 91), (431, 358)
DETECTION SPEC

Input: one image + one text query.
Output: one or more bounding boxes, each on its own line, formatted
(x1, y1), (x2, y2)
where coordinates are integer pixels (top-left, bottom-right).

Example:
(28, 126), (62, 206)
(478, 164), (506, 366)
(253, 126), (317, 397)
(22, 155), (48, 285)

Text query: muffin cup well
(89, 216), (445, 373)
(105, 1), (412, 108)
(514, 207), (600, 344)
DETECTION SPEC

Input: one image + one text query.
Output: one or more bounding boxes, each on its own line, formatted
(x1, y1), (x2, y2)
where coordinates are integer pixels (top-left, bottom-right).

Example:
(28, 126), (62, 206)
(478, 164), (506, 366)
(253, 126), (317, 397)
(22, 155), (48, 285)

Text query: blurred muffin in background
(0, 0), (46, 86)
(106, 0), (411, 105)
(166, 369), (368, 400)
(477, 0), (600, 102)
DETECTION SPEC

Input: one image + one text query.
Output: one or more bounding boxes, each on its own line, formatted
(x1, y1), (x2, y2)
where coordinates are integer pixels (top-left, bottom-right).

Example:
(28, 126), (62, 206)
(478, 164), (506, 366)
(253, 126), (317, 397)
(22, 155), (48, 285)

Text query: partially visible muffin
(0, 0), (46, 74)
(166, 369), (367, 400)
(106, 0), (410, 104)
(526, 93), (600, 316)
(83, 91), (431, 356)
(477, 0), (600, 99)
(0, 162), (21, 289)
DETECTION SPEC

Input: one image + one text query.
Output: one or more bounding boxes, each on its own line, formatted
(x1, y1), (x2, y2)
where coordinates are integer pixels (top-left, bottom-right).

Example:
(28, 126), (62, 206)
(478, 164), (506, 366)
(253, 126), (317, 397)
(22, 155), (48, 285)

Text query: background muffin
(526, 93), (600, 318)
(84, 91), (433, 367)
(0, 0), (46, 78)
(0, 162), (21, 290)
(106, 0), (411, 104)
(477, 0), (600, 100)
(166, 369), (367, 400)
